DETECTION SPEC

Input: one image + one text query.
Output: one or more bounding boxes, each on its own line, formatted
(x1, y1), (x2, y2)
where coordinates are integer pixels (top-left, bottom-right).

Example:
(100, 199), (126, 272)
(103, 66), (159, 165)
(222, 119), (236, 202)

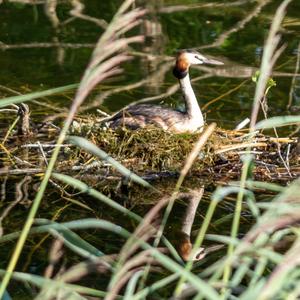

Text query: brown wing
(108, 104), (186, 130)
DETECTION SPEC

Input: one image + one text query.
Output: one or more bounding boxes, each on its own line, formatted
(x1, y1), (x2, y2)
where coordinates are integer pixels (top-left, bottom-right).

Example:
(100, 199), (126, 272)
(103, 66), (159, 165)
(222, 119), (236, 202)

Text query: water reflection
(0, 1), (300, 298)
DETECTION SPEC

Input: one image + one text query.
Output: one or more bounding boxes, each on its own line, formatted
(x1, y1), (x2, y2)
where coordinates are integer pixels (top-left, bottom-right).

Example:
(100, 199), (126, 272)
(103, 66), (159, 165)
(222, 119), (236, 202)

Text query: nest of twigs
(1, 114), (299, 185)
(73, 122), (300, 182)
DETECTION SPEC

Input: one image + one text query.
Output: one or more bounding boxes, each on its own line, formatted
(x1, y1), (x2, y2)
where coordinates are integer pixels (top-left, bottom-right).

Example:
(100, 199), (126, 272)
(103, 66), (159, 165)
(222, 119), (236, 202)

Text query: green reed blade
(0, 84), (78, 108)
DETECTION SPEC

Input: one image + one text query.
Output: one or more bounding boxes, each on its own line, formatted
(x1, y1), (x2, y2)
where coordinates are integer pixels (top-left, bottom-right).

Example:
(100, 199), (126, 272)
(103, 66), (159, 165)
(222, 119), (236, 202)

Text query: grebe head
(173, 49), (223, 79)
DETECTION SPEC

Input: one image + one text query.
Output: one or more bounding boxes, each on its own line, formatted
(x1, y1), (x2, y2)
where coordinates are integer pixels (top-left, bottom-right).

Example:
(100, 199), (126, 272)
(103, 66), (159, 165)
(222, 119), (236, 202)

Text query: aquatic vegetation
(0, 0), (299, 299)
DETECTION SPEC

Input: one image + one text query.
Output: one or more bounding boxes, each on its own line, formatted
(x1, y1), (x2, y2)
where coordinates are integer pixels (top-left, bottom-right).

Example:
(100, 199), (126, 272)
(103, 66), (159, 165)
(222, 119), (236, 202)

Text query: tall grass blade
(0, 1), (145, 297)
(0, 218), (132, 244)
(241, 180), (284, 192)
(255, 115), (300, 129)
(0, 84), (78, 108)
(49, 229), (102, 260)
(132, 273), (179, 300)
(34, 218), (103, 258)
(250, 0), (292, 128)
(0, 269), (109, 298)
(222, 0), (293, 287)
(2, 290), (11, 300)
(52, 173), (142, 222)
(240, 280), (266, 300)
(68, 136), (155, 190)
(123, 270), (144, 300)
(146, 250), (220, 300)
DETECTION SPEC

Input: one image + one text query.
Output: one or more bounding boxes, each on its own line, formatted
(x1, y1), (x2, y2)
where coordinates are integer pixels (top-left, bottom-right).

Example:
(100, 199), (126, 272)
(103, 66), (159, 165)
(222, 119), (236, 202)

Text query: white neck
(179, 73), (204, 125)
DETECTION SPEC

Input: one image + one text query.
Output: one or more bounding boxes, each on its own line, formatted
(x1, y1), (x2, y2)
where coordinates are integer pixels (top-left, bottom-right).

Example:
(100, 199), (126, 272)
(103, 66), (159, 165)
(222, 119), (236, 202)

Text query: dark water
(0, 1), (300, 128)
(0, 0), (300, 298)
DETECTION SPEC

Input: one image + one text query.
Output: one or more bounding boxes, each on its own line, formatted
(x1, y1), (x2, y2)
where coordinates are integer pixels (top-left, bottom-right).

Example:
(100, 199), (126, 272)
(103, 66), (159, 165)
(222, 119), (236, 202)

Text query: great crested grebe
(108, 50), (223, 133)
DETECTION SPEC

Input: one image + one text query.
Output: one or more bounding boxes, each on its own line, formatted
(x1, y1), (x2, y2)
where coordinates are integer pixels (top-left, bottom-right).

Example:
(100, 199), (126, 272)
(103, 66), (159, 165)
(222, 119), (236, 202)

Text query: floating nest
(1, 113), (299, 186)
(69, 122), (300, 182)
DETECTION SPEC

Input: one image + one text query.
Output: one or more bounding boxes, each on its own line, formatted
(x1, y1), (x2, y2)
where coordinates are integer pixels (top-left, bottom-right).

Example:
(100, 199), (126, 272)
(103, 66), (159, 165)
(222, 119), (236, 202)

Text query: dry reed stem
(140, 123), (217, 291)
(0, 42), (95, 50)
(106, 248), (167, 300)
(0, 0), (146, 297)
(159, 0), (255, 13)
(107, 227), (159, 296)
(244, 213), (300, 245)
(215, 142), (268, 154)
(46, 60), (174, 122)
(44, 238), (64, 279)
(259, 237), (300, 300)
(107, 193), (180, 298)
(106, 269), (139, 300)
(250, 0), (293, 129)
(178, 123), (216, 186)
(58, 260), (113, 283)
(120, 226), (159, 264)
(287, 42), (300, 108)
(152, 124), (217, 243)
(220, 1), (294, 292)
(133, 197), (170, 238)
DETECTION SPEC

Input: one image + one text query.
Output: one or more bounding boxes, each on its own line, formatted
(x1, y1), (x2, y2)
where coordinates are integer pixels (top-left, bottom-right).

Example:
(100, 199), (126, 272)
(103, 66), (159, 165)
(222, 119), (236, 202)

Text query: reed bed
(0, 0), (300, 299)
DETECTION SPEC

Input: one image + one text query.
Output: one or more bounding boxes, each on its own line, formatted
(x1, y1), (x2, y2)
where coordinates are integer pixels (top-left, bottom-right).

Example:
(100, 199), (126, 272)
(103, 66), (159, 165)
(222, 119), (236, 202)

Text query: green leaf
(0, 269), (108, 298)
(255, 116), (300, 129)
(35, 219), (103, 258)
(252, 71), (260, 83)
(0, 84), (78, 108)
(124, 270), (144, 300)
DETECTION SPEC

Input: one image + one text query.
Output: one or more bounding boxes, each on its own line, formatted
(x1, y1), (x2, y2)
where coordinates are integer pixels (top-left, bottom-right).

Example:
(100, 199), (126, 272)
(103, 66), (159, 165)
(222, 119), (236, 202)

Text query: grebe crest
(108, 49), (223, 133)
